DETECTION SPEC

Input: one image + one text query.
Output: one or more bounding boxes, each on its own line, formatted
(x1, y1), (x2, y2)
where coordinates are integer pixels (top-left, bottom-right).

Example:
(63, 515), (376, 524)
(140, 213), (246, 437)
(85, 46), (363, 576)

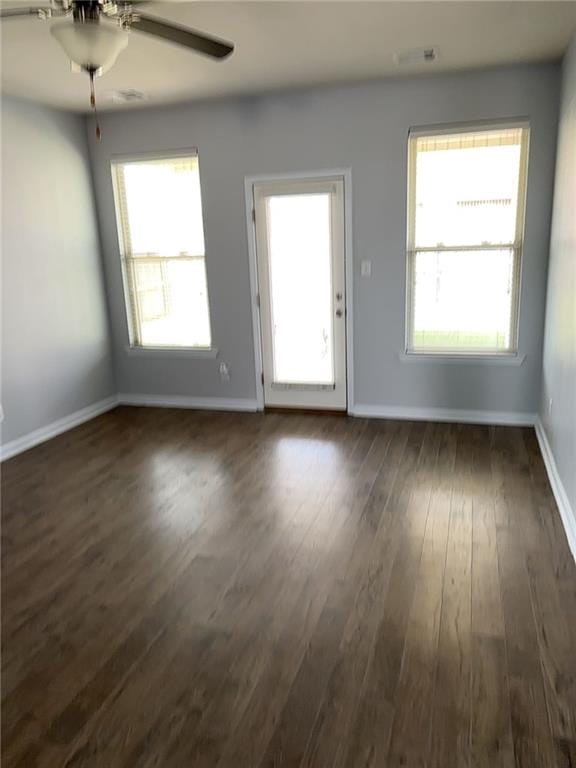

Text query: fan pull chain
(89, 69), (102, 141)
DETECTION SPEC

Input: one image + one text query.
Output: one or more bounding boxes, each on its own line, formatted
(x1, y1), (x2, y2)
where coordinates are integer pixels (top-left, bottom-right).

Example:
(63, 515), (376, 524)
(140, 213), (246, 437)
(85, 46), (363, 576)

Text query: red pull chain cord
(89, 69), (102, 141)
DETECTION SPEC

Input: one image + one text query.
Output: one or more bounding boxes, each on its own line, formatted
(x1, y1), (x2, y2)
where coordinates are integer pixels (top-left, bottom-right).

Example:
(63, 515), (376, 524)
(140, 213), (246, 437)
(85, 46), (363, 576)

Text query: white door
(253, 177), (347, 410)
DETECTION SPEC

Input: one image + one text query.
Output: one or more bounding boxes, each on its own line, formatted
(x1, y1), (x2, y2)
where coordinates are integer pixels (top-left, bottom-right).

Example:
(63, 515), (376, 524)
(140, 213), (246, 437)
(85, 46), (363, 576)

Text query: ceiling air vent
(394, 47), (439, 68)
(108, 89), (149, 104)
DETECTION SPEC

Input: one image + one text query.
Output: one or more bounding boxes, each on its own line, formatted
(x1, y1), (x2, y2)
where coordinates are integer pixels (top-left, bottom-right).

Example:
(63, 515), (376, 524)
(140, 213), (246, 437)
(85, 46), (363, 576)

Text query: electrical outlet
(219, 362), (231, 382)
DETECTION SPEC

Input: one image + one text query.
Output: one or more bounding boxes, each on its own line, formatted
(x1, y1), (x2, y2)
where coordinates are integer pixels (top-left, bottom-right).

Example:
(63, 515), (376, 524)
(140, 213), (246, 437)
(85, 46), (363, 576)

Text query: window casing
(406, 122), (530, 355)
(111, 152), (212, 350)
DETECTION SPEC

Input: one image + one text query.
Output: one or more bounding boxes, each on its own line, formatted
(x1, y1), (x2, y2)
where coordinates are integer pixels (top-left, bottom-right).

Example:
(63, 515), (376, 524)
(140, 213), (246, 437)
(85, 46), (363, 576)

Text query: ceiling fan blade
(0, 6), (52, 18)
(130, 13), (233, 59)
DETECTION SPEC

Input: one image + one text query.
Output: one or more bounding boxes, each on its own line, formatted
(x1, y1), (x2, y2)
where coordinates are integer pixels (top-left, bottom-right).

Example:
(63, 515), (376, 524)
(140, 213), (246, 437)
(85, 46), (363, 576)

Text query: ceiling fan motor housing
(72, 0), (101, 22)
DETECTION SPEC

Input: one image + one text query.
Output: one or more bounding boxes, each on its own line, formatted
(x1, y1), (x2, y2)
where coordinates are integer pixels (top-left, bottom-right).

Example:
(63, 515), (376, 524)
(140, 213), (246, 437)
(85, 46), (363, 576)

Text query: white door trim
(244, 168), (354, 413)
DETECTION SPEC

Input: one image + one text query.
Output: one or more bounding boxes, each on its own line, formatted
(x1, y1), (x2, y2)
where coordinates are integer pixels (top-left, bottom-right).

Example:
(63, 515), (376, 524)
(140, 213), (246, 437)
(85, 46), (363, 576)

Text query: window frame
(110, 148), (215, 353)
(405, 120), (530, 358)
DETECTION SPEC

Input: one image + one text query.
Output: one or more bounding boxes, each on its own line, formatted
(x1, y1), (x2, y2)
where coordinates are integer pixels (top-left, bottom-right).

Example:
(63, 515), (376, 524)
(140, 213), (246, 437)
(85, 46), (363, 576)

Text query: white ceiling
(2, 1), (576, 112)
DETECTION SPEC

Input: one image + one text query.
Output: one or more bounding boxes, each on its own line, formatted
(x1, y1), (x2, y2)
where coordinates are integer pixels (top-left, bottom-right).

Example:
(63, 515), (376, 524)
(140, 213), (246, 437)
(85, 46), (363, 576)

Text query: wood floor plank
(299, 423), (412, 768)
(554, 738), (576, 767)
(339, 422), (440, 768)
(255, 426), (407, 768)
(471, 427), (505, 639)
(467, 428), (514, 768)
(470, 634), (515, 768)
(496, 527), (557, 768)
(525, 549), (576, 742)
(386, 424), (455, 767)
(428, 492), (473, 768)
(207, 426), (390, 768)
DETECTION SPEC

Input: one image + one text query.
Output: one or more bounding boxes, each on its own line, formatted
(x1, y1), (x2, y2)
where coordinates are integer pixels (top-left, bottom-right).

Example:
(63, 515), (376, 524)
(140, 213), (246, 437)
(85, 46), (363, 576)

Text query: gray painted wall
(88, 64), (560, 415)
(1, 97), (115, 445)
(540, 37), (576, 515)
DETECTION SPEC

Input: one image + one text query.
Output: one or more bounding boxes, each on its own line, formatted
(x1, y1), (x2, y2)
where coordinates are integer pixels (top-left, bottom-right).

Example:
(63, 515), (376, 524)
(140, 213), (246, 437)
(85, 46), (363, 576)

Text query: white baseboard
(349, 403), (537, 426)
(535, 419), (576, 563)
(117, 393), (259, 412)
(0, 395), (119, 462)
(0, 394), (542, 463)
(0, 393), (259, 461)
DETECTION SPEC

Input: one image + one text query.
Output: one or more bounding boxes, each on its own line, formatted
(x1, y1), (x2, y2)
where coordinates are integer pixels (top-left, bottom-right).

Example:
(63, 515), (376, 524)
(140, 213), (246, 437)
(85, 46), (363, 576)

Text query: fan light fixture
(3, 0), (234, 140)
(50, 18), (129, 74)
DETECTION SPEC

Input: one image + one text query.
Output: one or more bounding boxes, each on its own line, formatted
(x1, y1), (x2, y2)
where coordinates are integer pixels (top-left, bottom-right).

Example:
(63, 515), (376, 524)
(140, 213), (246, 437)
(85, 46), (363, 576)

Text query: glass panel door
(253, 177), (347, 410)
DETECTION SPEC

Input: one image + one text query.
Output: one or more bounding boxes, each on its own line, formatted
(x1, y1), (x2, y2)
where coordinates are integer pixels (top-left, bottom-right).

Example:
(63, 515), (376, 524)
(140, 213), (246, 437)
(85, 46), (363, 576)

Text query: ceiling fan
(0, 0), (234, 133)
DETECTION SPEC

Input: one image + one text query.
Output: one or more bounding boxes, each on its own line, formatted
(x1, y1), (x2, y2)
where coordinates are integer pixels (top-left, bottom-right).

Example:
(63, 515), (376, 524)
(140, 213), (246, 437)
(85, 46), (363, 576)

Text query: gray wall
(1, 97), (115, 445)
(540, 37), (576, 514)
(88, 64), (560, 415)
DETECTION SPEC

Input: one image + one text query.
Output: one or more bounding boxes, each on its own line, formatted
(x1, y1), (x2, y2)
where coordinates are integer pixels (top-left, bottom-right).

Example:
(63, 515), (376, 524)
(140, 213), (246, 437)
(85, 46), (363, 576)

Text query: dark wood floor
(2, 407), (575, 767)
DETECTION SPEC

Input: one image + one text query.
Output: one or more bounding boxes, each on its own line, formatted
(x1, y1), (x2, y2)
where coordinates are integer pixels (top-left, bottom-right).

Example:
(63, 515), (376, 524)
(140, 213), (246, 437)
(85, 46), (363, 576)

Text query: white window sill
(398, 351), (526, 366)
(125, 345), (218, 359)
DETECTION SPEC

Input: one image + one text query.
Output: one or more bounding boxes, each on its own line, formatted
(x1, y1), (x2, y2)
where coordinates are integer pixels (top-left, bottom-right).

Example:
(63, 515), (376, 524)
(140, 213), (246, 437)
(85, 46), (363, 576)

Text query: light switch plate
(361, 260), (372, 277)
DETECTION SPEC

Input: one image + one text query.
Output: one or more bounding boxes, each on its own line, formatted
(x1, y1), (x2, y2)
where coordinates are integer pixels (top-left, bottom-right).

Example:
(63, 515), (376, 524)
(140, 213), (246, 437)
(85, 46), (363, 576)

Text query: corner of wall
(536, 32), (576, 563)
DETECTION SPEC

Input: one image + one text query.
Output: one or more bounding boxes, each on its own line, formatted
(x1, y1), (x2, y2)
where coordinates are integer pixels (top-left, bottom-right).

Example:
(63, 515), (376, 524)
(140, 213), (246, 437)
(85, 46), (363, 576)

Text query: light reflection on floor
(141, 431), (351, 552)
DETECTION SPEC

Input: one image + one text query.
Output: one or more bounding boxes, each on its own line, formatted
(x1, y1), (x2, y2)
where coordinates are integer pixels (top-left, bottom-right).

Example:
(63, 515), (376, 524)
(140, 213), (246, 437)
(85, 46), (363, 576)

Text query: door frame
(244, 168), (354, 413)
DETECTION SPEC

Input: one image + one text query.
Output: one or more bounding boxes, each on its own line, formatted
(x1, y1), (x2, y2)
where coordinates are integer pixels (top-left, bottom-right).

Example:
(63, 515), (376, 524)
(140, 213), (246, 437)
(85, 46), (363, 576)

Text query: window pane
(122, 157), (205, 256)
(414, 129), (523, 248)
(412, 249), (515, 351)
(267, 193), (334, 384)
(132, 259), (211, 348)
(113, 154), (212, 349)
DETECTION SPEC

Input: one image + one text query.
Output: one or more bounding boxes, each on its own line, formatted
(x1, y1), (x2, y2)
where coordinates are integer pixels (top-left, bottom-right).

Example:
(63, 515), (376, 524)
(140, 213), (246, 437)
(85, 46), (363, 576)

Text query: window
(112, 153), (212, 349)
(406, 123), (529, 355)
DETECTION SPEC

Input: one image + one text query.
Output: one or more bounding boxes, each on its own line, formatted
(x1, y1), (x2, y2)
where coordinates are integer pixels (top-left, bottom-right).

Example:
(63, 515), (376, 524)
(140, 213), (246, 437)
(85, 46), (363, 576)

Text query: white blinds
(414, 127), (524, 153)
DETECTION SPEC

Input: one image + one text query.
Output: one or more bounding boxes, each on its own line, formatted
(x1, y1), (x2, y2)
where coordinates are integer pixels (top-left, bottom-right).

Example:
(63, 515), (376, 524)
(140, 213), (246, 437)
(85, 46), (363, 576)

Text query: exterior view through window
(112, 153), (211, 349)
(406, 123), (529, 354)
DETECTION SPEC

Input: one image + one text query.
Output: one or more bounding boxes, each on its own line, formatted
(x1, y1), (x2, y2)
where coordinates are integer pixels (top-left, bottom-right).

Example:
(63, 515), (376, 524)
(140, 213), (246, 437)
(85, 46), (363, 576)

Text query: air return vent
(393, 47), (439, 67)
